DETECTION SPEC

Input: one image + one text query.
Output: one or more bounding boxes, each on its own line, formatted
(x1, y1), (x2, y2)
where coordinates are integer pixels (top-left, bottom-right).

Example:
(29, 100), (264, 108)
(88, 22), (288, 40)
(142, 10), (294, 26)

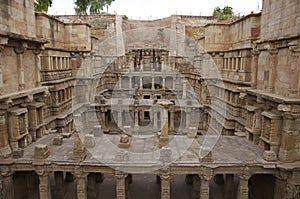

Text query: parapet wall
(260, 0), (300, 41)
(35, 13), (91, 51)
(0, 0), (36, 38)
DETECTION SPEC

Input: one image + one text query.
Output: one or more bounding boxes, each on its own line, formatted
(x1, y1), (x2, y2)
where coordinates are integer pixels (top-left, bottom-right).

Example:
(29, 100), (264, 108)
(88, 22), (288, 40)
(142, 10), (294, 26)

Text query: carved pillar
(1, 167), (14, 199)
(14, 42), (27, 90)
(185, 108), (190, 129)
(160, 173), (170, 199)
(36, 170), (52, 199)
(134, 109), (139, 130)
(115, 172), (128, 199)
(0, 44), (5, 94)
(288, 46), (300, 97)
(251, 49), (260, 88)
(140, 76), (143, 89)
(169, 110), (174, 131)
(274, 172), (287, 199)
(182, 80), (187, 99)
(118, 110), (123, 128)
(54, 171), (65, 199)
(33, 46), (43, 87)
(266, 48), (278, 93)
(87, 173), (97, 199)
(153, 109), (158, 129)
(162, 77), (166, 89)
(74, 172), (88, 199)
(152, 77), (155, 90)
(238, 175), (250, 199)
(199, 174), (211, 199)
(0, 109), (11, 158)
(129, 77), (132, 89)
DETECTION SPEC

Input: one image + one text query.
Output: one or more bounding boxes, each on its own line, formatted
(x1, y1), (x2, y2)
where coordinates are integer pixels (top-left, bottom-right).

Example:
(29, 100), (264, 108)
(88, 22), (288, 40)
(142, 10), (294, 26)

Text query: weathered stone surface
(34, 144), (50, 159)
(84, 134), (95, 148)
(52, 136), (63, 146)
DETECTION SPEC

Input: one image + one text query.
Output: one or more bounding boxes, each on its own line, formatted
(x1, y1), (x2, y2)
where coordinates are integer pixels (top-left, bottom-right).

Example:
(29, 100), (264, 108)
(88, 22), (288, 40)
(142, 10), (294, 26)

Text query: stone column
(140, 76), (143, 89)
(182, 80), (187, 99)
(224, 174), (234, 199)
(14, 42), (27, 90)
(1, 167), (14, 199)
(274, 172), (287, 199)
(238, 175), (250, 199)
(33, 46), (43, 87)
(169, 110), (174, 131)
(185, 108), (190, 129)
(118, 110), (123, 128)
(134, 109), (139, 130)
(129, 77), (132, 89)
(153, 109), (158, 129)
(162, 78), (166, 89)
(0, 110), (11, 158)
(115, 172), (128, 199)
(54, 171), (65, 199)
(288, 46), (300, 97)
(266, 48), (278, 93)
(199, 174), (211, 199)
(36, 170), (52, 199)
(87, 173), (97, 199)
(160, 174), (170, 199)
(74, 172), (88, 199)
(0, 44), (5, 94)
(152, 77), (155, 90)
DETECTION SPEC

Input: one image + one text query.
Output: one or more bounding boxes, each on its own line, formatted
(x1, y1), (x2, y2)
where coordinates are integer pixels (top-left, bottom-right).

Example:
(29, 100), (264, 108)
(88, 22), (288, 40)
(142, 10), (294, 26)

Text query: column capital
(289, 46), (300, 54)
(251, 49), (260, 56)
(35, 168), (51, 177)
(73, 166), (88, 178)
(13, 42), (27, 54)
(267, 47), (278, 55)
(115, 171), (128, 179)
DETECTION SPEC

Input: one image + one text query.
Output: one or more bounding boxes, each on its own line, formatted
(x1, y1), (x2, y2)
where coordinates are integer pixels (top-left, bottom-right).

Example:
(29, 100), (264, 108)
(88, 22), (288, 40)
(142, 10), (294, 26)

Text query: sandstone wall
(36, 13), (91, 51)
(0, 0), (36, 38)
(260, 0), (300, 41)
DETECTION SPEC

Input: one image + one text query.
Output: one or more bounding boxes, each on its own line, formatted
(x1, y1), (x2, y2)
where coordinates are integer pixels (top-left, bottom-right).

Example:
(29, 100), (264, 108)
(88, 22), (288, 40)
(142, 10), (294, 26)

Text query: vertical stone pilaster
(115, 172), (128, 199)
(74, 173), (88, 199)
(14, 43), (27, 90)
(160, 174), (170, 199)
(36, 170), (52, 199)
(199, 174), (211, 199)
(151, 77), (155, 90)
(1, 167), (14, 199)
(238, 175), (250, 199)
(140, 76), (143, 88)
(169, 110), (174, 131)
(33, 46), (43, 87)
(134, 110), (139, 130)
(251, 49), (260, 88)
(266, 48), (278, 93)
(153, 110), (158, 129)
(274, 172), (287, 199)
(129, 77), (132, 89)
(162, 78), (165, 89)
(288, 46), (300, 97)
